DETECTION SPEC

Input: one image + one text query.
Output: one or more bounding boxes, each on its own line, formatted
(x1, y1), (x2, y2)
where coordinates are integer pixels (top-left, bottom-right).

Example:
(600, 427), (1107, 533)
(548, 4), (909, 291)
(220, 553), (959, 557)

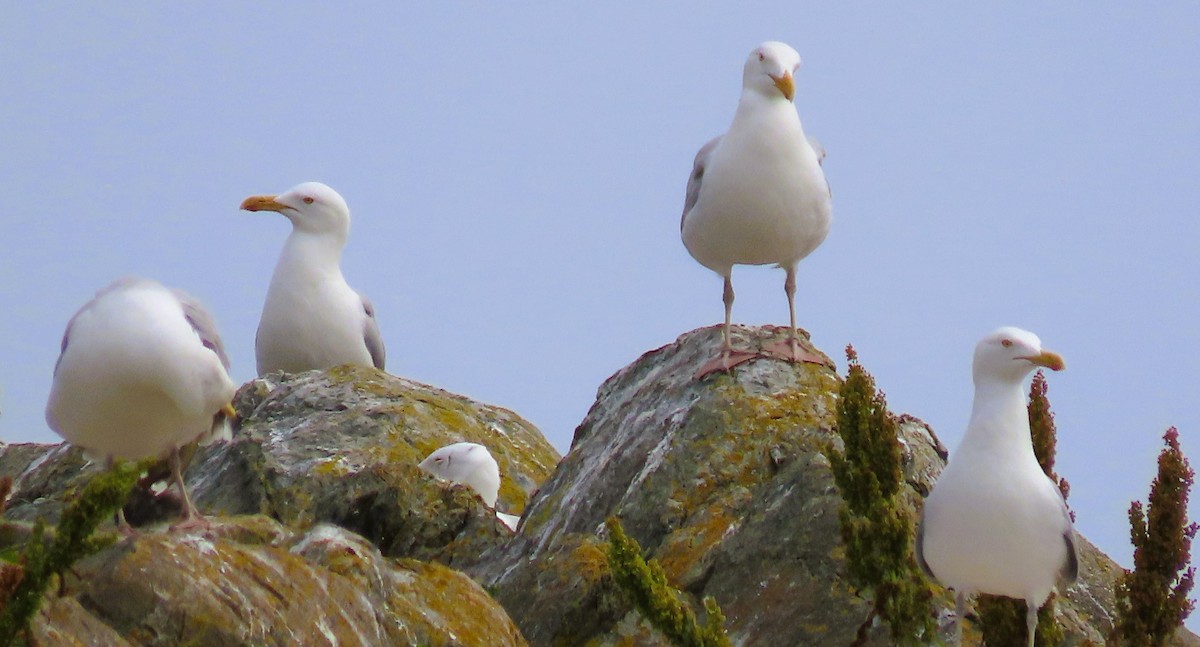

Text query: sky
(2, 2), (1199, 627)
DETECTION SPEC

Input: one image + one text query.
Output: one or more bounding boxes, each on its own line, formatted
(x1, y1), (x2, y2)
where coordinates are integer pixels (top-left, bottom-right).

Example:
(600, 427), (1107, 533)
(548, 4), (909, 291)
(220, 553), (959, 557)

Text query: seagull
(45, 277), (237, 528)
(681, 41), (832, 378)
(916, 327), (1077, 647)
(242, 182), (386, 376)
(418, 442), (519, 531)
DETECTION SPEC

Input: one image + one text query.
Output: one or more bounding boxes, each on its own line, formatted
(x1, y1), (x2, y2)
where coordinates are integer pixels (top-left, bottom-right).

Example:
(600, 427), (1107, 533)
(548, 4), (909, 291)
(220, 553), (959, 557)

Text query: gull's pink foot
(760, 339), (833, 369)
(694, 349), (760, 379)
(169, 512), (211, 532)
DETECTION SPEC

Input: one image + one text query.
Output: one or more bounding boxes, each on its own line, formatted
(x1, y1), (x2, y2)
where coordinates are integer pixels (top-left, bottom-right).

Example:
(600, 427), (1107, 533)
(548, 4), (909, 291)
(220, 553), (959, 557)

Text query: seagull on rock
(242, 182), (386, 376)
(45, 277), (237, 528)
(681, 41), (832, 378)
(916, 327), (1077, 647)
(419, 442), (519, 531)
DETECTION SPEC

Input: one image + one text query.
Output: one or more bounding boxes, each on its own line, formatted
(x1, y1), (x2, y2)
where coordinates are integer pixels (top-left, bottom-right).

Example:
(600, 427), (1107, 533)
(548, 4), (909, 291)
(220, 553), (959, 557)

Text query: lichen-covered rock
(475, 325), (1200, 646)
(19, 516), (527, 646)
(187, 366), (560, 568)
(0, 366), (561, 571)
(4, 331), (1198, 647)
(0, 367), (557, 644)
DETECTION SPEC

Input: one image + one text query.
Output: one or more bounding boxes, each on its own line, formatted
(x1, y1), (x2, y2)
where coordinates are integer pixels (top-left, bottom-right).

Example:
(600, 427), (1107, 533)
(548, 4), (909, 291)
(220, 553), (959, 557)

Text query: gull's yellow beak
(772, 72), (795, 102)
(240, 195), (288, 213)
(1024, 349), (1066, 371)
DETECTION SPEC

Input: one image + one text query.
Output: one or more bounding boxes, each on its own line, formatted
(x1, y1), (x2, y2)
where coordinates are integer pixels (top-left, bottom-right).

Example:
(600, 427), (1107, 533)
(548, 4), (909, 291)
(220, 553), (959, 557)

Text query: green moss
(0, 460), (145, 646)
(605, 517), (730, 647)
(978, 593), (1064, 647)
(828, 347), (935, 646)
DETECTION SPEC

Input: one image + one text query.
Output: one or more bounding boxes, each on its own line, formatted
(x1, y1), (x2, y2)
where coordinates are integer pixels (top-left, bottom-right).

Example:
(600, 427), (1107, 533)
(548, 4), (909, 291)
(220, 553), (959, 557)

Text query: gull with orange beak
(681, 41), (831, 378)
(917, 327), (1076, 647)
(242, 182), (386, 376)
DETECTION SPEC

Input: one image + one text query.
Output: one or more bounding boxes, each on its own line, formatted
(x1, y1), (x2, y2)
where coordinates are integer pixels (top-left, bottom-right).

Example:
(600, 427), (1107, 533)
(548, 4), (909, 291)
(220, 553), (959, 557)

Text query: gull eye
(1001, 339), (1013, 348)
(757, 52), (765, 62)
(303, 196), (315, 205)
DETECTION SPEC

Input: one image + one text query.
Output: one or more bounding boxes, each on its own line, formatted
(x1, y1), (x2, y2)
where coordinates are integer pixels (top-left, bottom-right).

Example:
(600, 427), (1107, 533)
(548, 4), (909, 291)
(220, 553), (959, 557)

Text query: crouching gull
(45, 277), (237, 528)
(419, 442), (520, 531)
(916, 327), (1077, 647)
(242, 182), (386, 376)
(681, 41), (832, 378)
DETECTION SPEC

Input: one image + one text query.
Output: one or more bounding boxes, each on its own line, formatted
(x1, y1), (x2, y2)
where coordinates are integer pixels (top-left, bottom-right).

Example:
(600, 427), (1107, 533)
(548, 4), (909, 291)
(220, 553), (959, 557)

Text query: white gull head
(418, 442), (501, 508)
(973, 326), (1066, 386)
(742, 41), (802, 102)
(242, 181), (350, 241)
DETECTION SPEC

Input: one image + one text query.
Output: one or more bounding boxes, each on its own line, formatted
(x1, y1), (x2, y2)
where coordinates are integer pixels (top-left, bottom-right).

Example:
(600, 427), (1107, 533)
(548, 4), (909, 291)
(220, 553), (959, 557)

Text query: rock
(189, 366), (560, 568)
(474, 324), (1200, 646)
(3, 329), (1198, 646)
(22, 516), (527, 646)
(3, 366), (562, 570)
(0, 366), (558, 645)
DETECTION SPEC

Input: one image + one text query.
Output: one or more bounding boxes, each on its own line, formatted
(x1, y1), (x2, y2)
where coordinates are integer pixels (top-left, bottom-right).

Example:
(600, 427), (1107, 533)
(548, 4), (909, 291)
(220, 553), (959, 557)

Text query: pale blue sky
(2, 3), (1198, 624)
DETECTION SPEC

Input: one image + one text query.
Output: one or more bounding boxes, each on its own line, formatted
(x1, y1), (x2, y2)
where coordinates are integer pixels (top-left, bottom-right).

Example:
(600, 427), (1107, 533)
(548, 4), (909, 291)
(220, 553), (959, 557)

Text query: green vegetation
(1114, 427), (1197, 646)
(605, 516), (731, 647)
(0, 461), (144, 646)
(978, 371), (1066, 646)
(828, 346), (935, 646)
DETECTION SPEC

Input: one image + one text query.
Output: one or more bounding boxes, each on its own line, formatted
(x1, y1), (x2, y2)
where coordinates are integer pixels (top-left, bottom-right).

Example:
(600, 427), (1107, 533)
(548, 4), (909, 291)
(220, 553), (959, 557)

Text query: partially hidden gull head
(418, 442), (501, 508)
(973, 326), (1066, 386)
(240, 181), (350, 240)
(742, 41), (802, 102)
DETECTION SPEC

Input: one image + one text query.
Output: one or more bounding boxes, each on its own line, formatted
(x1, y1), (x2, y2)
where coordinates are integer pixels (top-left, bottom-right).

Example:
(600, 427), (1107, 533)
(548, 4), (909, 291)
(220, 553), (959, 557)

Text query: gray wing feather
(914, 508), (934, 579)
(804, 133), (832, 199)
(172, 289), (232, 371)
(55, 324), (74, 375)
(360, 294), (386, 370)
(1061, 529), (1079, 585)
(681, 135), (722, 231)
(1058, 493), (1079, 585)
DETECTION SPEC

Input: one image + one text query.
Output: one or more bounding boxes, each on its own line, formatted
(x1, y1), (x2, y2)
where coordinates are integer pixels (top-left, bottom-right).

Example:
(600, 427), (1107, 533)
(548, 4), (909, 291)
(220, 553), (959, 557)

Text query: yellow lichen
(571, 539), (611, 583)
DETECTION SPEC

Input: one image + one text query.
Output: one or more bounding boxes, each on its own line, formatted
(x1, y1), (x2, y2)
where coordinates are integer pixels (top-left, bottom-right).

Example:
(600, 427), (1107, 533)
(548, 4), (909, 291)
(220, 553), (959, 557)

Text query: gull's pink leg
(695, 274), (758, 378)
(762, 265), (830, 367)
(168, 448), (208, 531)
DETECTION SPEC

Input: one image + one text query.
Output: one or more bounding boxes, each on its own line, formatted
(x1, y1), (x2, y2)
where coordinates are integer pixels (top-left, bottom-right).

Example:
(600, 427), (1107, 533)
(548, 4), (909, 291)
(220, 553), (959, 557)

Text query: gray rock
(188, 365), (561, 568)
(474, 324), (1200, 646)
(0, 366), (559, 645)
(29, 517), (527, 646)
(4, 329), (1198, 647)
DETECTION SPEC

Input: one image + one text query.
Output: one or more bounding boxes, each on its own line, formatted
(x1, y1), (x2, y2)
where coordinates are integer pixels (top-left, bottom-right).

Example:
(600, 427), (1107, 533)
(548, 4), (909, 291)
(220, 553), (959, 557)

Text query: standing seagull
(681, 41), (832, 378)
(45, 277), (237, 528)
(242, 182), (386, 376)
(917, 327), (1077, 647)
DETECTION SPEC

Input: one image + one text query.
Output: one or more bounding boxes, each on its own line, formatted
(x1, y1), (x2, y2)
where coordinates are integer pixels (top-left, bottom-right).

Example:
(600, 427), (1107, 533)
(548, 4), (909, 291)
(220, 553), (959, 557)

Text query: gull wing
(173, 288), (232, 371)
(681, 135), (722, 230)
(360, 293), (386, 370)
